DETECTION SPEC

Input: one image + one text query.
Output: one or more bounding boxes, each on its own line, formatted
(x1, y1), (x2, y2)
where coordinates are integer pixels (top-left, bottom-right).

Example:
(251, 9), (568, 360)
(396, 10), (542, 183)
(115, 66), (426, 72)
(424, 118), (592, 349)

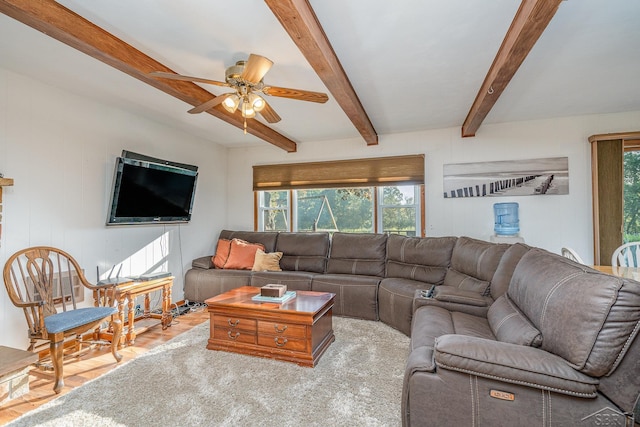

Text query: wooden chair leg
(50, 339), (65, 394)
(110, 314), (123, 362)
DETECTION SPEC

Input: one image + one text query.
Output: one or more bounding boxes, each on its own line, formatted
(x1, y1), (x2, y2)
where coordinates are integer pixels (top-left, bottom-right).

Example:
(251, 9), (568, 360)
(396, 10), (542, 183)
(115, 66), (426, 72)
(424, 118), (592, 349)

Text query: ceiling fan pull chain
(244, 117), (247, 134)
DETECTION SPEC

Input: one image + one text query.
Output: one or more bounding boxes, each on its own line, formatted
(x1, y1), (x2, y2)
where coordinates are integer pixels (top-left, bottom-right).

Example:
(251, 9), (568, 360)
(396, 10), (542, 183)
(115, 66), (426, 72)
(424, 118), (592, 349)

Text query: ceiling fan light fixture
(150, 53), (328, 137)
(241, 99), (256, 118)
(222, 94), (240, 113)
(248, 93), (266, 112)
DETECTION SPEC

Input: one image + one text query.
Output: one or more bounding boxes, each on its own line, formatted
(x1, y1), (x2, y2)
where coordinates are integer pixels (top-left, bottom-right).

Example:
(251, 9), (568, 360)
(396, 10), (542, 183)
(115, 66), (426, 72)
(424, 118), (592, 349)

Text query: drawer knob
(228, 319), (240, 327)
(274, 337), (288, 347)
(274, 324), (288, 333)
(227, 330), (240, 340)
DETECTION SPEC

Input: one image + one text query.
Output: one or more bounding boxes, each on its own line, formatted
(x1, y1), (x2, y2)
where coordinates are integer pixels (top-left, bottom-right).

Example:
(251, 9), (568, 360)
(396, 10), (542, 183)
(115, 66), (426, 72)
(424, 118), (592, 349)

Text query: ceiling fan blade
(241, 54), (273, 84)
(188, 94), (230, 114)
(262, 86), (329, 103)
(149, 71), (229, 87)
(259, 100), (281, 123)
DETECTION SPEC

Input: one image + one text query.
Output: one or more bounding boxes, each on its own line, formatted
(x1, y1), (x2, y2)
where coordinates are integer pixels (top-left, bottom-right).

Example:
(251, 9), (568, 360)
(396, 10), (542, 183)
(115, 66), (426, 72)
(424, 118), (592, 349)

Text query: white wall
(227, 110), (640, 266)
(0, 68), (228, 348)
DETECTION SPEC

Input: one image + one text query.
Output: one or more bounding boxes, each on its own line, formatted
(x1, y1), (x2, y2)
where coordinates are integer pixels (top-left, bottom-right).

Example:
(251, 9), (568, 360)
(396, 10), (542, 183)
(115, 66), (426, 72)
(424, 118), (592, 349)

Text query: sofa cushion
(219, 230), (278, 252)
(487, 294), (542, 347)
(184, 268), (251, 301)
(212, 238), (232, 269)
(327, 233), (387, 277)
(488, 242), (531, 300)
(311, 273), (381, 320)
(508, 248), (640, 377)
(443, 269), (491, 295)
(411, 305), (495, 351)
(378, 278), (428, 336)
(250, 271), (316, 291)
(251, 249), (283, 271)
(224, 239), (265, 270)
(443, 237), (509, 295)
(276, 232), (329, 273)
(385, 234), (456, 284)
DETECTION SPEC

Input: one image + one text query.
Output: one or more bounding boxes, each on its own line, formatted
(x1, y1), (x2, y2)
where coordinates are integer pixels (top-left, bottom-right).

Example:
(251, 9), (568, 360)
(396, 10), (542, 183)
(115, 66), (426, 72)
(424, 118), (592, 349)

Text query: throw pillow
(212, 238), (232, 269)
(224, 238), (266, 270)
(487, 294), (542, 347)
(252, 249), (283, 271)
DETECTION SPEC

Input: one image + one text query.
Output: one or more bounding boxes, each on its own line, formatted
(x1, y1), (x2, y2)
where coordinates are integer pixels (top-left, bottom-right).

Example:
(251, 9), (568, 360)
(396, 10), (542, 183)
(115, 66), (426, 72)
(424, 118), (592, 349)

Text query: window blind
(253, 155), (424, 191)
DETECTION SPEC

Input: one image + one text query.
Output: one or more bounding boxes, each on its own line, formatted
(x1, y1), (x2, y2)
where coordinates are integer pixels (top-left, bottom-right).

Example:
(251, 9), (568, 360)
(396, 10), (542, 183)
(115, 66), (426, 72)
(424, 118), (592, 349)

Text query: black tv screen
(107, 154), (198, 225)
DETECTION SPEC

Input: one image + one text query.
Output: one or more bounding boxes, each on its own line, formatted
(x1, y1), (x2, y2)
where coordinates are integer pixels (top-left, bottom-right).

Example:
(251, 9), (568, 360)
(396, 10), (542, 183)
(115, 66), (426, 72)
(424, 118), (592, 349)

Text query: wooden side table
(97, 277), (174, 348)
(0, 345), (38, 405)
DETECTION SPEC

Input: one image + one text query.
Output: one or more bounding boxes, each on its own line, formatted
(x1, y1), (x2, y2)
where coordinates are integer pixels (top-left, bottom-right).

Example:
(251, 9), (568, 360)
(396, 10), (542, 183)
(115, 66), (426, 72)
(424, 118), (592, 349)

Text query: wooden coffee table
(205, 286), (335, 367)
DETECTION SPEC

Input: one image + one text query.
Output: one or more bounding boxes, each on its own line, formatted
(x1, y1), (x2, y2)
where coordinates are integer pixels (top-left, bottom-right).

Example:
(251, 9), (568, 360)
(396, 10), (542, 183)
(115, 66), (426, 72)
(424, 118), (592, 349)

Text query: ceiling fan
(149, 54), (329, 132)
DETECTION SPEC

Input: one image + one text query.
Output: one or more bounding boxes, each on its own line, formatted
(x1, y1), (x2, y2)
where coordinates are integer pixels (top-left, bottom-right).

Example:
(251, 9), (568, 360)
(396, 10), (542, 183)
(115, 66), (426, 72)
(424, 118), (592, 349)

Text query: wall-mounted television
(107, 151), (198, 225)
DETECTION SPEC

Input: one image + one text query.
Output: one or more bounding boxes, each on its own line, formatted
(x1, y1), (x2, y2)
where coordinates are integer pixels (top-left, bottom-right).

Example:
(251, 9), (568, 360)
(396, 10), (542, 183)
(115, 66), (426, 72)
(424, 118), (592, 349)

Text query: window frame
(253, 155), (425, 236)
(256, 184), (425, 236)
(256, 190), (291, 232)
(376, 185), (421, 236)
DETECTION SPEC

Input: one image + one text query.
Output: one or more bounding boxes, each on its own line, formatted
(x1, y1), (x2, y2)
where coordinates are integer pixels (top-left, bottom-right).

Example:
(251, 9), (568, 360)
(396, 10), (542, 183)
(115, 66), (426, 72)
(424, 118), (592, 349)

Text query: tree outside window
(624, 151), (640, 242)
(379, 185), (419, 236)
(295, 188), (373, 233)
(257, 185), (421, 235)
(259, 190), (289, 231)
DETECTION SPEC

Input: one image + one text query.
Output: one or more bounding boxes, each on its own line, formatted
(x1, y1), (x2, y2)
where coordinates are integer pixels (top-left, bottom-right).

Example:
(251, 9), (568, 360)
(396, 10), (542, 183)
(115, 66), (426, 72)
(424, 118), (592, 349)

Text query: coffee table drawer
(213, 327), (256, 344)
(257, 321), (306, 338)
(258, 335), (307, 352)
(213, 316), (256, 333)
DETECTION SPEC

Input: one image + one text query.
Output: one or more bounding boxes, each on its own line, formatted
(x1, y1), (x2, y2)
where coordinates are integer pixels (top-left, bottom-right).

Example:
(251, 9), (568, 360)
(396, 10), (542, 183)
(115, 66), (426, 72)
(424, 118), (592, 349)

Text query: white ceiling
(0, 0), (638, 149)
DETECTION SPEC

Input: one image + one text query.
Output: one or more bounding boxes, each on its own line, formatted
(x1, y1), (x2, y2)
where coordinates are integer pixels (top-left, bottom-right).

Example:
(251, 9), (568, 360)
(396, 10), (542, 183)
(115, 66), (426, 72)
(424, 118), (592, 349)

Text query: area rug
(7, 317), (410, 427)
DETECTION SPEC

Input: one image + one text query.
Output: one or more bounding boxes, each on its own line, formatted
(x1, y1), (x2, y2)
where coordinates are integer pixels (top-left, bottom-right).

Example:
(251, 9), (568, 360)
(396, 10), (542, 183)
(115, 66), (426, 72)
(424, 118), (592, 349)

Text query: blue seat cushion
(44, 307), (118, 334)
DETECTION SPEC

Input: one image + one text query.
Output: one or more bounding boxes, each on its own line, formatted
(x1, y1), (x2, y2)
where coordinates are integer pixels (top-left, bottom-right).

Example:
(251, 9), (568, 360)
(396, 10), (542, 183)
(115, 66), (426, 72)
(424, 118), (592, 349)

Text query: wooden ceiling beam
(461, 0), (564, 138)
(265, 0), (378, 146)
(0, 0), (298, 152)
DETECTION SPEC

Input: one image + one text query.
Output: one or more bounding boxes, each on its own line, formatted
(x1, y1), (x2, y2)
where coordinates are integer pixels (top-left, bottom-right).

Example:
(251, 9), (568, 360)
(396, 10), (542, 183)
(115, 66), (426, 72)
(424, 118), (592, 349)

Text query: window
(624, 150), (640, 243)
(295, 187), (374, 233)
(589, 132), (640, 265)
(254, 155), (425, 235)
(257, 190), (289, 231)
(257, 185), (422, 235)
(378, 185), (420, 236)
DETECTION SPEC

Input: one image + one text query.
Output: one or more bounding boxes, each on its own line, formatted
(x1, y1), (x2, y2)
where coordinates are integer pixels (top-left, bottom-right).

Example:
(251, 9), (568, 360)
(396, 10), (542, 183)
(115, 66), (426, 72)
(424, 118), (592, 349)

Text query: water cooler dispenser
(491, 202), (524, 243)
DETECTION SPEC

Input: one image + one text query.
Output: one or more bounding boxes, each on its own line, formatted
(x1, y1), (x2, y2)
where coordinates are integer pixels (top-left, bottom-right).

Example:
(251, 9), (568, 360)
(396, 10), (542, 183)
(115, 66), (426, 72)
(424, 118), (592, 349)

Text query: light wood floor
(0, 308), (209, 426)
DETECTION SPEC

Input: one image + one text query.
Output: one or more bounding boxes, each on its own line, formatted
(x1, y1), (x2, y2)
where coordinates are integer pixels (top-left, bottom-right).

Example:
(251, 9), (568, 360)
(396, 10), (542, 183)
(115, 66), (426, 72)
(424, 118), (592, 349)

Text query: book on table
(251, 291), (296, 303)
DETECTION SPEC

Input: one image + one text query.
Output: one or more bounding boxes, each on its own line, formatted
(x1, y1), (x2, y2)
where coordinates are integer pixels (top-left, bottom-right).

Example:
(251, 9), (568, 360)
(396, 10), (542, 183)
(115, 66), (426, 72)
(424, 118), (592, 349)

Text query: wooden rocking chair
(3, 246), (123, 393)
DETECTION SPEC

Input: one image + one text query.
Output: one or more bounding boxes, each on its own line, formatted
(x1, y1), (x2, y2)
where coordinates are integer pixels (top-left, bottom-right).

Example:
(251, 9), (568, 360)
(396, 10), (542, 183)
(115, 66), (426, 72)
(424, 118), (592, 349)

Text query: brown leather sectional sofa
(184, 230), (640, 426)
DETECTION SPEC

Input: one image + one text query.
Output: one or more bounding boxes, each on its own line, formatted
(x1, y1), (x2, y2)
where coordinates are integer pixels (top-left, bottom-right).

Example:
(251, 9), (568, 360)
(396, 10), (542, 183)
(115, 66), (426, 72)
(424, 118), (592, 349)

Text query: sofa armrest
(413, 288), (491, 318)
(405, 345), (437, 377)
(432, 286), (489, 307)
(434, 335), (598, 397)
(192, 256), (214, 269)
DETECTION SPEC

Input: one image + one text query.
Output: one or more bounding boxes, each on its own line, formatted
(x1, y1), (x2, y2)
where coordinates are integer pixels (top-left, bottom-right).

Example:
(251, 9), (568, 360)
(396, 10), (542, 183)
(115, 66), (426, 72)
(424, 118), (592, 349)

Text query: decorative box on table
(261, 284), (287, 297)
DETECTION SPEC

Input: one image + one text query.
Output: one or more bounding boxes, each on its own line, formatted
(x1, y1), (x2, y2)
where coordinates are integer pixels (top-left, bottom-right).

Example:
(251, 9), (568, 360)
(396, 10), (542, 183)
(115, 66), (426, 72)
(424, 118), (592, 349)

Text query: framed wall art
(443, 157), (569, 198)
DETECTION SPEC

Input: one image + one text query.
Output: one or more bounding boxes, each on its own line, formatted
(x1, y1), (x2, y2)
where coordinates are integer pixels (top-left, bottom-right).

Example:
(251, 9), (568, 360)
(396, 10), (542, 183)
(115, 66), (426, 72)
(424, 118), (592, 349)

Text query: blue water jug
(494, 202), (519, 235)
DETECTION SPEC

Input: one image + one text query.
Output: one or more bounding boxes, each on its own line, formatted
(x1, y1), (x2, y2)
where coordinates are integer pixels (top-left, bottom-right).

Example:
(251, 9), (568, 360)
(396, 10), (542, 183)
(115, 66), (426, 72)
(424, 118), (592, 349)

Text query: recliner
(403, 247), (640, 426)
